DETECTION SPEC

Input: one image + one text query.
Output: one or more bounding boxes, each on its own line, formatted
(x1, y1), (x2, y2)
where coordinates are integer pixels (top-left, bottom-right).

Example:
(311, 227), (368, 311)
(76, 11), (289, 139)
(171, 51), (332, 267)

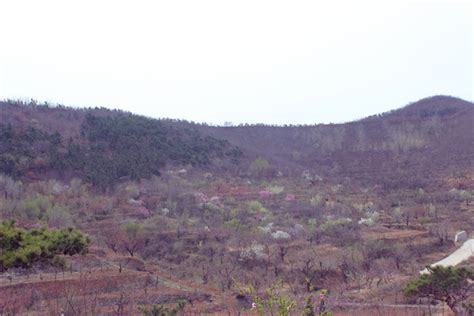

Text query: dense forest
(0, 102), (242, 190)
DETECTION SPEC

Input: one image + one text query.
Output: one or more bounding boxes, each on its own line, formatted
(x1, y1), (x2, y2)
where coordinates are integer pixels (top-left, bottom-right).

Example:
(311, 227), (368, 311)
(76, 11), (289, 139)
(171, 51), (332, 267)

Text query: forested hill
(1, 95), (473, 190)
(0, 101), (243, 190)
(196, 96), (474, 188)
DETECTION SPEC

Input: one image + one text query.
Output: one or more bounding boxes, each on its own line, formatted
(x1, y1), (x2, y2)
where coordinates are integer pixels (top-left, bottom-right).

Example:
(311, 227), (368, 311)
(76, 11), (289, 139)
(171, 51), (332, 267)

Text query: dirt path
(421, 238), (474, 274)
(364, 229), (427, 241)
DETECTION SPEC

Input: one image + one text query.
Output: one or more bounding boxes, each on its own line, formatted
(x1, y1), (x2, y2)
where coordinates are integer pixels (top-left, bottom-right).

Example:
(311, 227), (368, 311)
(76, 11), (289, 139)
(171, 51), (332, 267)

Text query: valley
(0, 96), (473, 315)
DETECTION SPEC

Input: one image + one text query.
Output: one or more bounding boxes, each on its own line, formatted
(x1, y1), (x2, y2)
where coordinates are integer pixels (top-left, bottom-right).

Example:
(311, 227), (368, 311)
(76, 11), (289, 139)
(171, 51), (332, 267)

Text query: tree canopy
(404, 266), (473, 315)
(0, 220), (90, 270)
(0, 112), (242, 190)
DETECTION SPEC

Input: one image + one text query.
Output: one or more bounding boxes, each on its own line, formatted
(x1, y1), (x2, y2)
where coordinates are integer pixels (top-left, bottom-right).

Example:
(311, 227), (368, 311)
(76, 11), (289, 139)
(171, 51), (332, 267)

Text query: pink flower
(251, 302), (257, 309)
(320, 293), (326, 300)
(258, 190), (272, 198)
(194, 192), (209, 203)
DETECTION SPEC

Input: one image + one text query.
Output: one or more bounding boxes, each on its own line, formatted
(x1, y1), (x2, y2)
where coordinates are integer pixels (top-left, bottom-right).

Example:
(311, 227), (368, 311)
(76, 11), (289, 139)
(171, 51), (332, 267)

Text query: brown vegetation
(0, 96), (473, 314)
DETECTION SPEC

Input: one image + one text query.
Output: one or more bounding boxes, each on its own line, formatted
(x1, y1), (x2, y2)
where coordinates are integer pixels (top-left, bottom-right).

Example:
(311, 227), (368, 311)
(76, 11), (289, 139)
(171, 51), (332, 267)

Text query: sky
(0, 0), (472, 125)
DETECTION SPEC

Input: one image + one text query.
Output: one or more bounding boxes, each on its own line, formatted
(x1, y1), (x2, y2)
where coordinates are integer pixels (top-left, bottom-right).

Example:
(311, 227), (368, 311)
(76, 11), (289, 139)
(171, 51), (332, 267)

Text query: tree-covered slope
(1, 95), (473, 190)
(0, 100), (242, 189)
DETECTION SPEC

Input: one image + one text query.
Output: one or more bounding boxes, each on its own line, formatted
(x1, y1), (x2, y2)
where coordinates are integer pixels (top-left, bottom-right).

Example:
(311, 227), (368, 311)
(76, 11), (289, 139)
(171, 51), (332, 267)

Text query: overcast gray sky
(0, 0), (472, 125)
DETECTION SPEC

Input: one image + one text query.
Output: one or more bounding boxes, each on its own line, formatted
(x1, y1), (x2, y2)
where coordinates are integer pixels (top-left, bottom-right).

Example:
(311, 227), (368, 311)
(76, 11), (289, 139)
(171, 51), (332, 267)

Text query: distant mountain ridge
(197, 95), (474, 187)
(1, 95), (472, 189)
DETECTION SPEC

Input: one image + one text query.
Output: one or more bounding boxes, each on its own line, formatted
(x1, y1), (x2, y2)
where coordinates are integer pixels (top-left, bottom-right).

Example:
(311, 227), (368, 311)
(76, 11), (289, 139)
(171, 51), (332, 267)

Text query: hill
(197, 95), (474, 188)
(1, 95), (472, 190)
(0, 100), (242, 190)
(0, 95), (473, 314)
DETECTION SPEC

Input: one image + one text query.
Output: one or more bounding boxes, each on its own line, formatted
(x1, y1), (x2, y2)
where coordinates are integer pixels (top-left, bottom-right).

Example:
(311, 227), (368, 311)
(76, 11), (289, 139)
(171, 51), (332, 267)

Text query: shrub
(139, 300), (186, 316)
(404, 266), (474, 315)
(18, 194), (52, 220)
(249, 158), (270, 175)
(0, 221), (90, 270)
(235, 279), (295, 316)
(234, 279), (331, 316)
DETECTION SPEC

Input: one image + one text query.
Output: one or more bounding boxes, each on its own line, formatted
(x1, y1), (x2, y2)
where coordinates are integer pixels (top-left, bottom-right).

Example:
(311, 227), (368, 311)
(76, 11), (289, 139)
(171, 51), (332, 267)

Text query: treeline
(0, 112), (242, 190)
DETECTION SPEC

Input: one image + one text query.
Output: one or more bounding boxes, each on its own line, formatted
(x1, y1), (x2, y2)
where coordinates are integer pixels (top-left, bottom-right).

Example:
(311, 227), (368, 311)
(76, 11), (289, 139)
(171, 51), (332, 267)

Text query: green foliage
(80, 114), (241, 189)
(122, 221), (143, 237)
(139, 300), (186, 316)
(51, 255), (67, 268)
(302, 281), (331, 316)
(301, 296), (315, 316)
(301, 294), (331, 316)
(0, 221), (90, 270)
(125, 184), (140, 199)
(404, 266), (474, 298)
(18, 194), (52, 220)
(235, 280), (332, 316)
(202, 202), (225, 220)
(247, 200), (269, 214)
(224, 219), (247, 232)
(307, 218), (317, 228)
(235, 279), (295, 316)
(0, 112), (242, 190)
(249, 158), (270, 177)
(119, 221), (146, 256)
(320, 218), (351, 230)
(404, 266), (474, 312)
(0, 124), (61, 177)
(267, 185), (285, 194)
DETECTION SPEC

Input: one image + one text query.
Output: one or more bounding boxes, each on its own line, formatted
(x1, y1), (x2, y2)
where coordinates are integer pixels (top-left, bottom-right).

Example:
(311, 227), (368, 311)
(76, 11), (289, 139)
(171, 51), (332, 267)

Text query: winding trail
(421, 238), (474, 274)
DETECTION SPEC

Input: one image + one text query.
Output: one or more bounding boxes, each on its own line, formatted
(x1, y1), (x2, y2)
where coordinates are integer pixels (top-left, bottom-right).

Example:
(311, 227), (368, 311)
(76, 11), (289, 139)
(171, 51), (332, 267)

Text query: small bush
(0, 220), (90, 270)
(139, 300), (186, 316)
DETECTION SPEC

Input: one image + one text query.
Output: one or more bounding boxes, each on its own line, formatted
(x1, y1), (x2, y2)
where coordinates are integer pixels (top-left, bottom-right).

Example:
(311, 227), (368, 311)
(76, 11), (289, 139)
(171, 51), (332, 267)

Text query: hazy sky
(0, 0), (472, 125)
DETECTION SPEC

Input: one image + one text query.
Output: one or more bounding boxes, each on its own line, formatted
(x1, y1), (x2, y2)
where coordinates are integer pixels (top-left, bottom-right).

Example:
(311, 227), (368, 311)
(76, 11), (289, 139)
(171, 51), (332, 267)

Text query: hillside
(200, 95), (474, 188)
(0, 96), (473, 315)
(1, 96), (472, 190)
(0, 100), (243, 190)
(195, 96), (474, 187)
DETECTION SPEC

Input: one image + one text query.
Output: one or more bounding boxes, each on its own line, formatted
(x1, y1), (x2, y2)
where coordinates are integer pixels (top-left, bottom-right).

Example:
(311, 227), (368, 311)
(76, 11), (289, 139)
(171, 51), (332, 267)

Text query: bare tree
(119, 222), (147, 257)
